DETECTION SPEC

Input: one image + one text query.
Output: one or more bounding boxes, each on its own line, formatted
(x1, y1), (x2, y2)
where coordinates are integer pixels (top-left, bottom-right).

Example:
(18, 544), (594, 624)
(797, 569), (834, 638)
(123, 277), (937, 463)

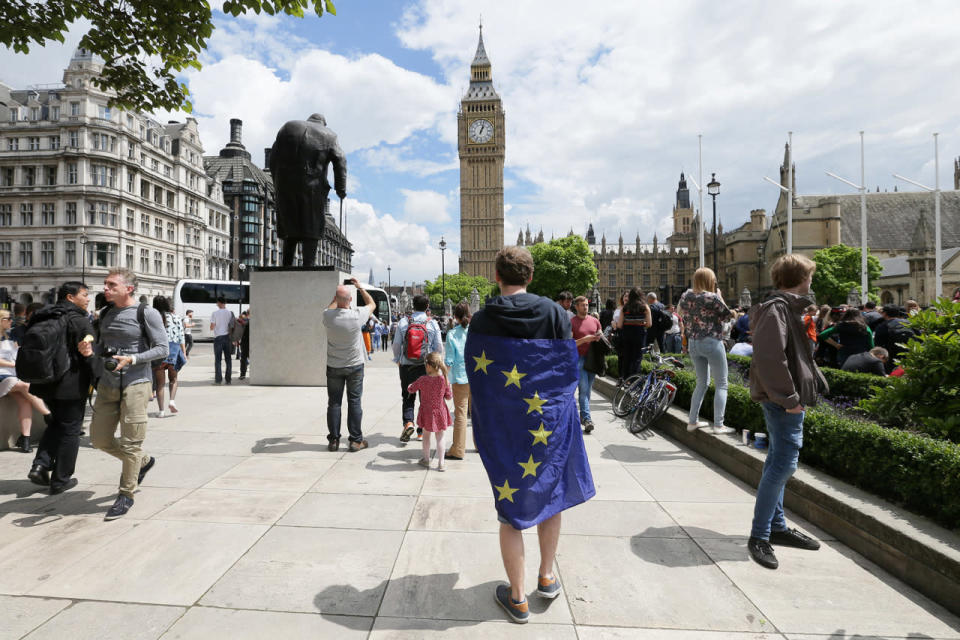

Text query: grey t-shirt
(323, 306), (371, 368)
(96, 304), (169, 388)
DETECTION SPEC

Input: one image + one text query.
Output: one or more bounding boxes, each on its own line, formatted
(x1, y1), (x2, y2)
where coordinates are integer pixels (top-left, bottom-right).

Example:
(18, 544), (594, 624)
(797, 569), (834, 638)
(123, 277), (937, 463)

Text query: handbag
(583, 339), (610, 375)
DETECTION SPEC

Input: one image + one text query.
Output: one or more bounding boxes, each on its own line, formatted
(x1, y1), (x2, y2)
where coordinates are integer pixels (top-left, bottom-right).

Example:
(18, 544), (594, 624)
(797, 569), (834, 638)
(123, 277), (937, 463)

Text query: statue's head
(308, 113), (327, 126)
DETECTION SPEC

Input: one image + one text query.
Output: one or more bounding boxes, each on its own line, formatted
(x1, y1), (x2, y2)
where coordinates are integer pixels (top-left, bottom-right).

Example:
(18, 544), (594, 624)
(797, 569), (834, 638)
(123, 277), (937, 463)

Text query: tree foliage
(0, 0), (336, 113)
(811, 244), (882, 306)
(527, 236), (598, 300)
(423, 272), (496, 311)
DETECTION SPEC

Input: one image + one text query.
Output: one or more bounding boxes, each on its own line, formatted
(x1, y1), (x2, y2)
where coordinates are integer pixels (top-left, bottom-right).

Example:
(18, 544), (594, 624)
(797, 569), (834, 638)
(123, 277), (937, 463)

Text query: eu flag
(465, 334), (595, 530)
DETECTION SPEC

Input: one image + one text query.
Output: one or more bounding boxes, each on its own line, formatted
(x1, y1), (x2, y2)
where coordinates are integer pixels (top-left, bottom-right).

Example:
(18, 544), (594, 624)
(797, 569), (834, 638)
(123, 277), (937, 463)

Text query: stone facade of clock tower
(458, 27), (505, 282)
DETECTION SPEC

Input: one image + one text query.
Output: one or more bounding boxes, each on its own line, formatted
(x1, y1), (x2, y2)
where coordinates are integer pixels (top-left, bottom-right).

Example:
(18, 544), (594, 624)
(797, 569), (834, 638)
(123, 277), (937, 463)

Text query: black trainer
(138, 457), (156, 484)
(748, 536), (778, 569)
(104, 494), (134, 520)
(27, 464), (50, 486)
(769, 527), (821, 550)
(50, 477), (78, 495)
(583, 420), (595, 434)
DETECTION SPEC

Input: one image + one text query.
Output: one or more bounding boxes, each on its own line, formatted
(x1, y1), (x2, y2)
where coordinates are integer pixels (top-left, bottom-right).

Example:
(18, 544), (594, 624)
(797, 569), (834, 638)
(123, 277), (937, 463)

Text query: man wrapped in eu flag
(465, 246), (596, 624)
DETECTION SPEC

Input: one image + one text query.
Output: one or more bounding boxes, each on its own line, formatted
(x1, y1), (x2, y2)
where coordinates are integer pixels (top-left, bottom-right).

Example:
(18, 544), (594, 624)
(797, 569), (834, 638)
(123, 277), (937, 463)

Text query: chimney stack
(229, 118), (242, 144)
(264, 148), (271, 168)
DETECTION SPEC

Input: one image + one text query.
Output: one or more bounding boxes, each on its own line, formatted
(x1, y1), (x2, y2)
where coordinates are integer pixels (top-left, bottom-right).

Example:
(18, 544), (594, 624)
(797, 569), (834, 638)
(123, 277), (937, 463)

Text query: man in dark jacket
(747, 254), (827, 570)
(27, 282), (95, 494)
(269, 113), (347, 267)
(874, 305), (914, 373)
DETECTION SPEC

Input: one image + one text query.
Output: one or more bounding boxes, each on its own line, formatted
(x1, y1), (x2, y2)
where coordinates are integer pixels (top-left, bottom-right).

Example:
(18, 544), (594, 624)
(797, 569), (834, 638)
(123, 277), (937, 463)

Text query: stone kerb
(593, 374), (960, 618)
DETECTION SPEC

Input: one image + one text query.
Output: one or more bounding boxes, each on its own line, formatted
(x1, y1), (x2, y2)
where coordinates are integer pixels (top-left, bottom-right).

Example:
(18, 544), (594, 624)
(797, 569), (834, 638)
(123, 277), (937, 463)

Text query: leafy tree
(859, 298), (960, 443)
(423, 272), (495, 311)
(527, 235), (598, 300)
(0, 0), (336, 113)
(811, 244), (882, 306)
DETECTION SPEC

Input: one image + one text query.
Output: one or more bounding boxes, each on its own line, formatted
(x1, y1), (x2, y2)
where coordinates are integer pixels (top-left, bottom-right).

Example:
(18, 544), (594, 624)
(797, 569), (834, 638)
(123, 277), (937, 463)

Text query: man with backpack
(392, 294), (441, 442)
(90, 268), (168, 520)
(18, 282), (95, 494)
(646, 292), (672, 353)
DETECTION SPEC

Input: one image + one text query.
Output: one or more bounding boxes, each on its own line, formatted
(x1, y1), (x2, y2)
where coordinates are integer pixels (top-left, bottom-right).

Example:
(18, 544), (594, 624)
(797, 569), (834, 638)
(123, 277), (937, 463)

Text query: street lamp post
(707, 173), (720, 279)
(894, 133), (942, 303)
(439, 236), (447, 315)
(79, 232), (88, 285)
(387, 265), (391, 293)
(237, 263), (246, 317)
(826, 131), (868, 307)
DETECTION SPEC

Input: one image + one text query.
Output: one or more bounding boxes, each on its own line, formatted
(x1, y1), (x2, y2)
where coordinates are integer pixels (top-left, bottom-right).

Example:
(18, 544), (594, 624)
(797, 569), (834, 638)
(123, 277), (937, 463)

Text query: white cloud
(344, 198), (453, 285)
(359, 145), (458, 177)
(400, 188), (451, 223)
(397, 0), (960, 240)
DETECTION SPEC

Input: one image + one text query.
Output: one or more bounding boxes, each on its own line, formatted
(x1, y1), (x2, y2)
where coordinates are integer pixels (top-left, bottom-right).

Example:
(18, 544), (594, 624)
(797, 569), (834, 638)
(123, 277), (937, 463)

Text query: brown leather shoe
(348, 440), (369, 452)
(327, 439), (339, 452)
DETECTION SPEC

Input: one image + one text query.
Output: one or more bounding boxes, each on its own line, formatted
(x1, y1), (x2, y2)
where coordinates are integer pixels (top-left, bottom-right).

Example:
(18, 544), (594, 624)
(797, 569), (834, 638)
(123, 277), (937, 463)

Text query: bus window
(218, 284), (249, 305)
(178, 282), (218, 304)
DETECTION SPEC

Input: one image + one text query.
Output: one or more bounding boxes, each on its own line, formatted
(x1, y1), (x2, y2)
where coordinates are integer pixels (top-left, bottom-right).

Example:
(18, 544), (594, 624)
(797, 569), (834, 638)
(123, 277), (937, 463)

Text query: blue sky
(2, 1), (960, 286)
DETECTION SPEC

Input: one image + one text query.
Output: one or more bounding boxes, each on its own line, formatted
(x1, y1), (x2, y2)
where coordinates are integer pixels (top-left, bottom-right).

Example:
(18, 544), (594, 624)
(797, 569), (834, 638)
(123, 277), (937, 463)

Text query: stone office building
(0, 48), (231, 307)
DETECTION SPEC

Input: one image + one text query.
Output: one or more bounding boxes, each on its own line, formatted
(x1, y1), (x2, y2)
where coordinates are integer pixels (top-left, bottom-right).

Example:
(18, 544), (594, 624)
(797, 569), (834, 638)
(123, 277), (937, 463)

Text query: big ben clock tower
(458, 25), (505, 281)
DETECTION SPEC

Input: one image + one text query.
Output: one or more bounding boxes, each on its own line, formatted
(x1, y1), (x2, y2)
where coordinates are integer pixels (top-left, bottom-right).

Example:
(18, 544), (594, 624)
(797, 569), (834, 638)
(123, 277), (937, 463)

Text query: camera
(101, 346), (121, 371)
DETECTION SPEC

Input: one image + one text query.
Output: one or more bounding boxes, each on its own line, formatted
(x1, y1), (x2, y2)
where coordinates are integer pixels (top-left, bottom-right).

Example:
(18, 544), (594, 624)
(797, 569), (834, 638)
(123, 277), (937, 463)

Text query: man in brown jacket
(747, 254), (828, 569)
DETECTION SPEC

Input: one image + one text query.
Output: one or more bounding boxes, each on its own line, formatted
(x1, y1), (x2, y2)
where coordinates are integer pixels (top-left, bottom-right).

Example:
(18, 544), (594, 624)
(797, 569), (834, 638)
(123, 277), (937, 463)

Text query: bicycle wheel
(612, 373), (645, 417)
(629, 382), (671, 433)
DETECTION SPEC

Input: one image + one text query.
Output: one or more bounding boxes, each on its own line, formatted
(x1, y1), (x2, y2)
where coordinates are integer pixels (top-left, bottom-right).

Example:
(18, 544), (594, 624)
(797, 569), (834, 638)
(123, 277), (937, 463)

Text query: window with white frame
(166, 222), (175, 242)
(0, 242), (12, 267)
(125, 245), (134, 268)
(49, 136), (59, 150)
(65, 240), (76, 266)
(23, 166), (35, 186)
(140, 248), (149, 272)
(19, 241), (33, 267)
(67, 163), (77, 184)
(50, 106), (60, 121)
(154, 218), (162, 239)
(1, 168), (13, 186)
(28, 137), (40, 150)
(20, 203), (33, 225)
(65, 202), (77, 225)
(153, 251), (162, 274)
(140, 213), (149, 234)
(97, 104), (111, 120)
(30, 107), (40, 121)
(109, 203), (118, 227)
(45, 166), (56, 185)
(70, 102), (80, 116)
(90, 242), (116, 267)
(0, 204), (10, 226)
(68, 130), (78, 147)
(166, 253), (174, 276)
(126, 208), (134, 230)
(127, 171), (134, 192)
(41, 203), (55, 225)
(7, 137), (19, 151)
(40, 241), (55, 267)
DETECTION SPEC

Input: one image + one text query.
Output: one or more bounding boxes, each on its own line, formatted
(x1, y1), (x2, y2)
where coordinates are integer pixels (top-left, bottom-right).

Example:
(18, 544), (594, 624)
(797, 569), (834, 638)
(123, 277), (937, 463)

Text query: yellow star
(495, 479), (519, 502)
(518, 455), (542, 479)
(523, 391), (547, 415)
(473, 351), (493, 374)
(501, 364), (527, 389)
(528, 423), (553, 446)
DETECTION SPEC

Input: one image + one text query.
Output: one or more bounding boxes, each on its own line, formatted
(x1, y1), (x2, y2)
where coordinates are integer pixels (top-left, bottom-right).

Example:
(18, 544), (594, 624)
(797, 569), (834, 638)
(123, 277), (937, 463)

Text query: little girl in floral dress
(407, 351), (452, 471)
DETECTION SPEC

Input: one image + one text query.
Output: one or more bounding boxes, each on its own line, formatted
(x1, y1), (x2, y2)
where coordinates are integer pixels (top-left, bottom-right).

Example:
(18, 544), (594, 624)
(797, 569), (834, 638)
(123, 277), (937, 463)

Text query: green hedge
(726, 353), (892, 400)
(603, 356), (960, 529)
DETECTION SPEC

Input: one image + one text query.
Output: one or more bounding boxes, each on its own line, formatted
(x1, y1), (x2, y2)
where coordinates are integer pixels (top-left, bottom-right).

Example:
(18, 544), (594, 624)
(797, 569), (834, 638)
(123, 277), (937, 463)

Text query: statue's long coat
(269, 118), (347, 240)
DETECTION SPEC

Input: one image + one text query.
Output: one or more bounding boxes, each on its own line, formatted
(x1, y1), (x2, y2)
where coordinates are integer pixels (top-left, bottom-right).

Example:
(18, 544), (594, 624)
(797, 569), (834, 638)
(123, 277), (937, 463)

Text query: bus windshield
(368, 289), (389, 323)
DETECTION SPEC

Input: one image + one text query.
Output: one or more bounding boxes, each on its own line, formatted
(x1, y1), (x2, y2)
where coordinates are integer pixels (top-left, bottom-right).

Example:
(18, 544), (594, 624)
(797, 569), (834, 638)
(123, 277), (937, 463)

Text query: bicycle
(611, 347), (684, 433)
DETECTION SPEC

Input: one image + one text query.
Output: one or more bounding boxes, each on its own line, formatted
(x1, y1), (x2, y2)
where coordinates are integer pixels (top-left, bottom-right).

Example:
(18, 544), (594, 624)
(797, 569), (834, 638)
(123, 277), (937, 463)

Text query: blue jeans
(577, 355), (596, 423)
(688, 337), (728, 426)
(327, 365), (364, 442)
(750, 402), (805, 540)
(213, 335), (232, 382)
(663, 332), (682, 354)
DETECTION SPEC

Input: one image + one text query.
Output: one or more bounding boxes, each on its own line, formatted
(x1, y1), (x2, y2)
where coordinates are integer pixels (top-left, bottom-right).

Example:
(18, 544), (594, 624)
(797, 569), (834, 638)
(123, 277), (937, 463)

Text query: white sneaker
(712, 425), (735, 435)
(156, 410), (165, 419)
(687, 420), (709, 432)
(168, 400), (178, 414)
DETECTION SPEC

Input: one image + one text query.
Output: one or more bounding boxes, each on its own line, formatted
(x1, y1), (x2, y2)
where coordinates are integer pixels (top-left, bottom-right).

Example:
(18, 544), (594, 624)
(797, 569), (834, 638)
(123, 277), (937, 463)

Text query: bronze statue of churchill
(269, 113), (347, 267)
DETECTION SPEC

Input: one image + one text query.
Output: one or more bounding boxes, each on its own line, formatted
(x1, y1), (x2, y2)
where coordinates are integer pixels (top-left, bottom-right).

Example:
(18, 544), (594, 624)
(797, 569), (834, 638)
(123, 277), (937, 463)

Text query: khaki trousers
(90, 381), (151, 498)
(449, 383), (471, 458)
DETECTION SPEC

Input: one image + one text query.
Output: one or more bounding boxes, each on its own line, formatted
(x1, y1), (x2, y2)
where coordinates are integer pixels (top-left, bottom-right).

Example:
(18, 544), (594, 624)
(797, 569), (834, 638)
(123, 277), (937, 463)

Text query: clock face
(469, 118), (494, 143)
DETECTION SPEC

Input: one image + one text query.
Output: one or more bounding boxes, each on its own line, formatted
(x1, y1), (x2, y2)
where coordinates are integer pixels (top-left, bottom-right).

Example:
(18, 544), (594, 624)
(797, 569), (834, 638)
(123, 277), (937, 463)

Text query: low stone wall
(594, 375), (960, 618)
(0, 396), (47, 451)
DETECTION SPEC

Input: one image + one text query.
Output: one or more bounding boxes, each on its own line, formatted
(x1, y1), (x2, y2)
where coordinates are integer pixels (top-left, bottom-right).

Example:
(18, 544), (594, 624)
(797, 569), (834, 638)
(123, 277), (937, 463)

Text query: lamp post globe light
(707, 173), (720, 281)
(439, 236), (447, 316)
(237, 262), (246, 317)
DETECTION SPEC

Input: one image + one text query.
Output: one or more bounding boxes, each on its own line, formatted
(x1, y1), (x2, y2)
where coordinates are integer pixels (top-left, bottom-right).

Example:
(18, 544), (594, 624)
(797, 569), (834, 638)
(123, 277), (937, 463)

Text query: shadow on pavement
(314, 573), (558, 629)
(630, 527), (748, 567)
(251, 437), (328, 455)
(601, 444), (696, 464)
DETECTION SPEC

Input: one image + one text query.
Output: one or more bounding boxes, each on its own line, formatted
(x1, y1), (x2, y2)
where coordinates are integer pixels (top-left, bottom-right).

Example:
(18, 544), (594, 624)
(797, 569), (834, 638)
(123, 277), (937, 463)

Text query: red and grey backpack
(404, 318), (429, 363)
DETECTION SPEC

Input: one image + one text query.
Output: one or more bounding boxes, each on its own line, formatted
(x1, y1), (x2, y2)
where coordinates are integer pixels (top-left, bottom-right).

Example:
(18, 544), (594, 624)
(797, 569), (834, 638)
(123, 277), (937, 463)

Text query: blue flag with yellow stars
(465, 334), (595, 530)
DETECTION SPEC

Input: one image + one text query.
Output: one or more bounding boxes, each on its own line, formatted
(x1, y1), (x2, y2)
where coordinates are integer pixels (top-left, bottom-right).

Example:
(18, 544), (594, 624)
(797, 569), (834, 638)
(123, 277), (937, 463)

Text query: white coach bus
(172, 278), (390, 340)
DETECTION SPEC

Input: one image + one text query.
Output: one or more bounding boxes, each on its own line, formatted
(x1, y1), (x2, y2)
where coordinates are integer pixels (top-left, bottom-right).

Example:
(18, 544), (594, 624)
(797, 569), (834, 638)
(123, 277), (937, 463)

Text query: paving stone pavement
(1, 344), (959, 639)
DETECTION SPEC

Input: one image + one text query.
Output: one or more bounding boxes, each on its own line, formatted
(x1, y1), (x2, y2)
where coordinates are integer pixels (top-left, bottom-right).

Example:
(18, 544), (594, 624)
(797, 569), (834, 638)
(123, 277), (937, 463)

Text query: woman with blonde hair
(677, 268), (733, 434)
(0, 309), (51, 452)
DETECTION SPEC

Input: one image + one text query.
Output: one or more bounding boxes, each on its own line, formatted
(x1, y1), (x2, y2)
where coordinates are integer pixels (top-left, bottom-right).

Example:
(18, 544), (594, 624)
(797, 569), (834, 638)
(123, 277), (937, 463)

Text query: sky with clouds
(2, 0), (959, 286)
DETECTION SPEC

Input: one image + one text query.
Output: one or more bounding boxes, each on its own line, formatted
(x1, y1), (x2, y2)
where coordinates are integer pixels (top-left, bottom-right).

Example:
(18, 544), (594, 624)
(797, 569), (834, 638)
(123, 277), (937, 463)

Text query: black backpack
(15, 307), (72, 384)
(651, 306), (674, 334)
